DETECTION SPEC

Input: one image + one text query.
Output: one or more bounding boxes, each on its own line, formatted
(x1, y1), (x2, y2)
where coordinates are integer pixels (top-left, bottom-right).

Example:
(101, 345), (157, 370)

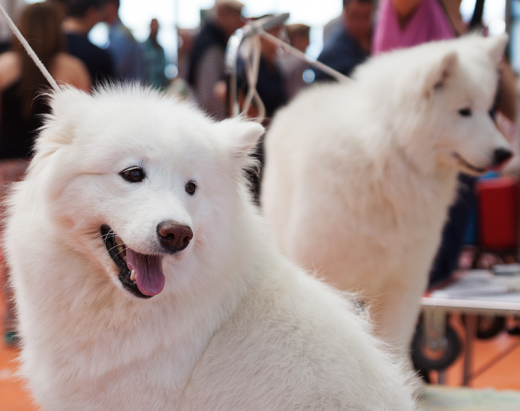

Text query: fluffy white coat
(5, 86), (416, 410)
(261, 35), (511, 358)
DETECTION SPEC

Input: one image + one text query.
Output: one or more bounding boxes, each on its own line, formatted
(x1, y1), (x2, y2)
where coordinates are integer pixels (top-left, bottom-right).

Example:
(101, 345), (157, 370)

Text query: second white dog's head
(355, 34), (512, 176)
(30, 86), (264, 299)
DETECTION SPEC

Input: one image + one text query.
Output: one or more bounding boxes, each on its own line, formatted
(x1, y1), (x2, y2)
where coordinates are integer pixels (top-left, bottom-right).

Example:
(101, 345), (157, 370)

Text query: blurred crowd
(0, 0), (519, 349)
(179, 0), (517, 126)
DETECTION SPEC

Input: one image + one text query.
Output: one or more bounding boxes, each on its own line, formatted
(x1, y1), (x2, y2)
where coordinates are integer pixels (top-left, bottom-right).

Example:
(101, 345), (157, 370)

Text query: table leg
(437, 370), (447, 385)
(463, 314), (477, 386)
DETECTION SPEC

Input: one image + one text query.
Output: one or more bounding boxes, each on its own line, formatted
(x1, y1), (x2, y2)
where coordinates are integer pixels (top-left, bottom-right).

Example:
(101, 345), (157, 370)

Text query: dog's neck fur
(356, 116), (460, 231)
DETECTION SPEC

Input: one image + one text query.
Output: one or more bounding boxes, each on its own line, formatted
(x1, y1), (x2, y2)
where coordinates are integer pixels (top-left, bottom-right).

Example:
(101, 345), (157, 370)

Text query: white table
(419, 386), (520, 410)
(421, 271), (520, 385)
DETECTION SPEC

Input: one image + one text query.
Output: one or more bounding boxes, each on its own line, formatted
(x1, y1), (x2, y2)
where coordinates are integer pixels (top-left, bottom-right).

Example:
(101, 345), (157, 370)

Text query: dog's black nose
(493, 148), (513, 166)
(157, 221), (193, 253)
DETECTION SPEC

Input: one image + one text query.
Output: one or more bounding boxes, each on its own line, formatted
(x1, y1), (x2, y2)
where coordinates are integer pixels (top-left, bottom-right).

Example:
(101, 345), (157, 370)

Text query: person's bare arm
(391, 0), (423, 23)
(0, 52), (21, 91)
(52, 53), (91, 93)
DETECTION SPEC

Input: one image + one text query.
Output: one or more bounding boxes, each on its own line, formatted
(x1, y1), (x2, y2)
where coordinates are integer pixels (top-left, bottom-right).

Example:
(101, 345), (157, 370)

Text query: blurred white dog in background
(262, 35), (512, 365)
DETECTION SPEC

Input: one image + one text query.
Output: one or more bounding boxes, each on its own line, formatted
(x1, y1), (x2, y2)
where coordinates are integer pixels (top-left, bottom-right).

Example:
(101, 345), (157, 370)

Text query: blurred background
(19, 0), (510, 78)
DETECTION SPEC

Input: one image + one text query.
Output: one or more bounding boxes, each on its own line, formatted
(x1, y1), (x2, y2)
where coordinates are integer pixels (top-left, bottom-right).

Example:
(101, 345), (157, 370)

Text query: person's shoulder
(65, 32), (89, 46)
(67, 33), (98, 52)
(52, 52), (91, 91)
(318, 34), (343, 62)
(320, 31), (361, 59)
(53, 52), (87, 71)
(334, 30), (359, 48)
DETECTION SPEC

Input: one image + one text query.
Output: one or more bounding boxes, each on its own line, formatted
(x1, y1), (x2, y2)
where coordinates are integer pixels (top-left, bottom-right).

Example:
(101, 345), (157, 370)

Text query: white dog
(261, 35), (512, 360)
(5, 86), (416, 410)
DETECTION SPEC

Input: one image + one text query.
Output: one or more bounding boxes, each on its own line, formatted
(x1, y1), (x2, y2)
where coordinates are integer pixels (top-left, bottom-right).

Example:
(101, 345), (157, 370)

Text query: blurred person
(177, 28), (196, 80)
(62, 0), (114, 86)
(187, 0), (244, 120)
(103, 0), (146, 82)
(141, 18), (168, 90)
(164, 28), (196, 101)
(323, 0), (345, 48)
(314, 0), (373, 81)
(278, 23), (311, 100)
(373, 0), (463, 54)
(0, 1), (90, 346)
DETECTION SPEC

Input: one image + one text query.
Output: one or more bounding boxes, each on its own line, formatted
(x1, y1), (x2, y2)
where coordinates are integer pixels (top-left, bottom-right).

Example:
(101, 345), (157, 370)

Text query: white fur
(5, 85), (416, 410)
(261, 35), (511, 359)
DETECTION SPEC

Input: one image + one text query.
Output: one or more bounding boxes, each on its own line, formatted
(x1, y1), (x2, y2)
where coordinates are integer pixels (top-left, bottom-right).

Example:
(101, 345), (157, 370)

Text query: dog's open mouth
(453, 152), (486, 174)
(101, 225), (165, 299)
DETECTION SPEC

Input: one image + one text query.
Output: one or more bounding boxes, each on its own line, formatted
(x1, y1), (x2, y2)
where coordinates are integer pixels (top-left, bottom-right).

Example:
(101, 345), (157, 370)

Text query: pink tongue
(126, 249), (165, 296)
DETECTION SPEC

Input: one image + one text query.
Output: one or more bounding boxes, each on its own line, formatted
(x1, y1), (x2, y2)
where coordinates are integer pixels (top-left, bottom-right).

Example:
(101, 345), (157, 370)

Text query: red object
(477, 177), (519, 249)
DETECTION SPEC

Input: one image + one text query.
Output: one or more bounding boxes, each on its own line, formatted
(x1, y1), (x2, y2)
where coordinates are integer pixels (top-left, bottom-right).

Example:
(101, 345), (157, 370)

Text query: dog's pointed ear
(43, 86), (92, 143)
(216, 117), (265, 168)
(424, 50), (458, 96)
(48, 86), (92, 127)
(31, 86), (93, 165)
(483, 33), (508, 65)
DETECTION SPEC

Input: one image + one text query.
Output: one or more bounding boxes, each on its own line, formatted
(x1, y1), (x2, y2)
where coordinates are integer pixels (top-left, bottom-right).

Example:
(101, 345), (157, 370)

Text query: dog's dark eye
(120, 167), (145, 183)
(458, 108), (472, 117)
(185, 181), (197, 195)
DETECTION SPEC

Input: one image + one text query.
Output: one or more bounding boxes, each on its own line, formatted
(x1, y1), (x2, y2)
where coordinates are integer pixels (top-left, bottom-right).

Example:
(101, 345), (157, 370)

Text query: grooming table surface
(420, 386), (520, 410)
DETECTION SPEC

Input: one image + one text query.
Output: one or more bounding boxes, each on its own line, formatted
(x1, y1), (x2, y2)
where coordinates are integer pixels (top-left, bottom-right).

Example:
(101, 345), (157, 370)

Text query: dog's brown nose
(157, 221), (193, 253)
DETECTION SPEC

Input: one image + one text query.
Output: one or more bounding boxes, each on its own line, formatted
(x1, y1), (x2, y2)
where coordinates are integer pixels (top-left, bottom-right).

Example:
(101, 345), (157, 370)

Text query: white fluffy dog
(5, 86), (416, 410)
(261, 35), (512, 360)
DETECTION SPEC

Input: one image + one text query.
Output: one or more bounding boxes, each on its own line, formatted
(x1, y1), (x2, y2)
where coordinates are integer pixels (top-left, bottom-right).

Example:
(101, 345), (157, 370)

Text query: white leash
(0, 3), (60, 92)
(258, 28), (350, 84)
(233, 16), (351, 120)
(241, 36), (265, 121)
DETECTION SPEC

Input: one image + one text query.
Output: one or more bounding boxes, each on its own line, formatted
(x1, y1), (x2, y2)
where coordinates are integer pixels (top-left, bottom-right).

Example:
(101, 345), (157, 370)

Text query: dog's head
(30, 86), (264, 299)
(355, 34), (512, 175)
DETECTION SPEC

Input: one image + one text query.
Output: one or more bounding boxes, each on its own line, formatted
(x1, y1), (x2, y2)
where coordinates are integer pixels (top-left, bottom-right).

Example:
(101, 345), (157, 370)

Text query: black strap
(469, 0), (485, 31)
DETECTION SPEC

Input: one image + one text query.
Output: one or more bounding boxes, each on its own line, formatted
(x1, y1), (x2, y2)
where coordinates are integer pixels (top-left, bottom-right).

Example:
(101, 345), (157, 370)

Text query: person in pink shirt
(373, 0), (466, 53)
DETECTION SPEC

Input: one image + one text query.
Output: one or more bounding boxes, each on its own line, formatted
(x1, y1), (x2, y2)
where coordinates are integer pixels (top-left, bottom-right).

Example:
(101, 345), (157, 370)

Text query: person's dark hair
(12, 2), (65, 118)
(286, 23), (310, 40)
(67, 0), (104, 18)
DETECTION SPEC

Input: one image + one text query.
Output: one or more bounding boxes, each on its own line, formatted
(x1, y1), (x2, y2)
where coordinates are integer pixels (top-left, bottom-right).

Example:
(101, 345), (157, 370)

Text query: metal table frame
(421, 295), (520, 385)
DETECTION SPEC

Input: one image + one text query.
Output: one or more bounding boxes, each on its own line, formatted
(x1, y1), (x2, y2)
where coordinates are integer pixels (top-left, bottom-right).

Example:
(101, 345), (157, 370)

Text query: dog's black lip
(101, 225), (152, 299)
(452, 152), (486, 174)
